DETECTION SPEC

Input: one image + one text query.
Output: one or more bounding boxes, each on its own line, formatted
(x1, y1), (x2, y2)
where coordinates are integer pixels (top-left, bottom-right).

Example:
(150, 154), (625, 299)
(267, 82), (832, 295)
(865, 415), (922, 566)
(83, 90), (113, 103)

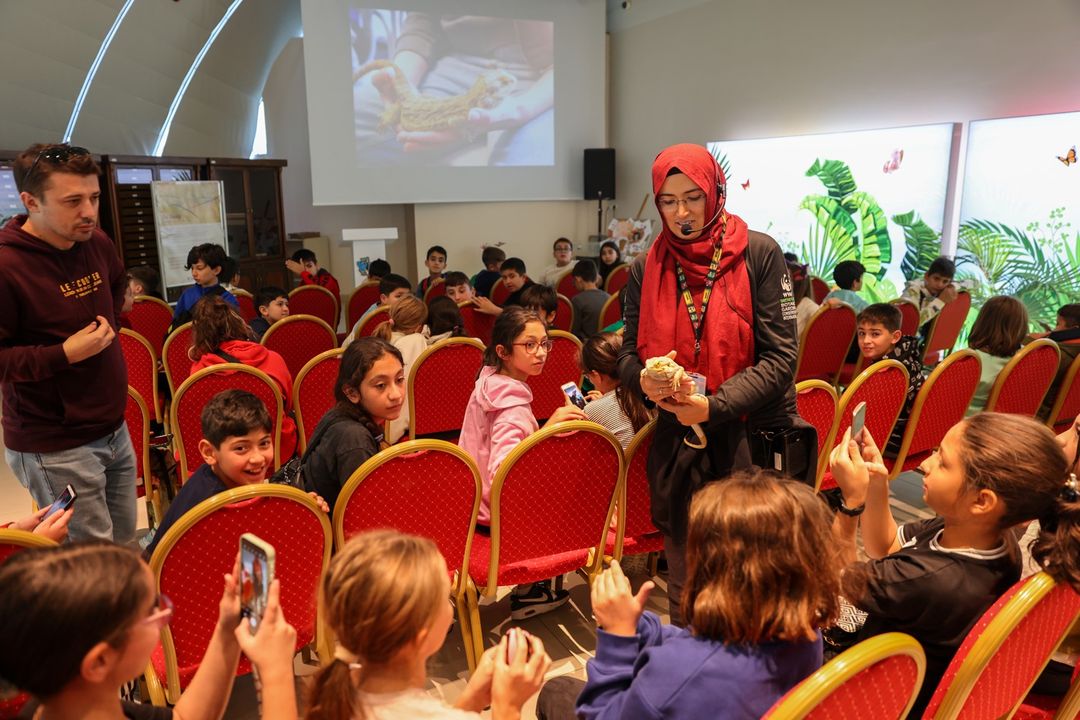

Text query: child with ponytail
(305, 529), (550, 720)
(373, 295), (428, 443)
(580, 332), (653, 448)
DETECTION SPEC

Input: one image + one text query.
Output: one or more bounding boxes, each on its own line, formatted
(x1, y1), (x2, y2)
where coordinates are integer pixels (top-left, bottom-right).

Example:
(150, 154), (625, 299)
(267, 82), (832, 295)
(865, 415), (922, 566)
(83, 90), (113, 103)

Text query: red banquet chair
(162, 322), (193, 396)
(353, 305), (390, 339)
(120, 328), (162, 423)
(761, 632), (926, 720)
(922, 572), (1080, 720)
(347, 280), (382, 331)
(796, 303), (857, 386)
(553, 293), (574, 332)
(817, 360), (909, 492)
(1046, 353), (1080, 433)
(1016, 666), (1080, 720)
(333, 440), (483, 668)
(408, 338), (485, 440)
(170, 364), (284, 480)
(923, 291), (972, 364)
(489, 278), (511, 305)
(293, 348), (343, 452)
(232, 289), (258, 322)
(810, 276), (831, 304)
(459, 302), (495, 345)
(984, 338), (1060, 416)
(462, 422), (624, 663)
(143, 485), (331, 705)
(599, 293), (622, 332)
(127, 386), (162, 528)
(556, 271), (579, 300)
(892, 299), (921, 338)
(796, 380), (839, 486)
(527, 330), (583, 422)
(129, 296), (174, 359)
(604, 263), (630, 295)
(606, 419), (663, 566)
(288, 285), (339, 328)
(887, 349), (981, 480)
(261, 314), (338, 379)
(423, 278), (447, 305)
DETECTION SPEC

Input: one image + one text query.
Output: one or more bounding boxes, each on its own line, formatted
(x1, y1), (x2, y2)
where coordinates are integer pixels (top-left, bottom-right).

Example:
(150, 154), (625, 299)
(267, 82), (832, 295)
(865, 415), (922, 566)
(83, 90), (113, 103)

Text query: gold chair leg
(463, 582), (484, 670)
(456, 591), (476, 672)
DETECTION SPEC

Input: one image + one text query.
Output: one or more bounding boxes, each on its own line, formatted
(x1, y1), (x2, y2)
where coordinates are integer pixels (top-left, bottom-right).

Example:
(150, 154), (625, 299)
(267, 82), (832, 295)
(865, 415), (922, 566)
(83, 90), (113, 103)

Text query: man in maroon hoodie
(0, 143), (136, 543)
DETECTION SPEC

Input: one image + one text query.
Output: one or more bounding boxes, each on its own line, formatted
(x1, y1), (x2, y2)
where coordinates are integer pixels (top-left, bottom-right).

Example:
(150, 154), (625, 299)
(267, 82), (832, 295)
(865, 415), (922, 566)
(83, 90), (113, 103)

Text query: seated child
(128, 264), (161, 299)
(1033, 303), (1080, 420)
(218, 255), (239, 294)
(570, 260), (610, 340)
(173, 242), (238, 326)
(342, 273), (413, 347)
(310, 529), (550, 719)
(965, 295), (1028, 416)
(597, 240), (622, 287)
(367, 257), (391, 280)
(789, 262), (820, 336)
(824, 260), (869, 313)
(287, 248), (341, 312)
(373, 296), (429, 443)
(1, 505), (72, 543)
(537, 472), (843, 719)
(443, 270), (476, 304)
(900, 256), (973, 332)
(427, 295), (467, 343)
(417, 244), (447, 298)
(474, 257), (536, 315)
(119, 275), (135, 329)
(0, 542), (298, 720)
(473, 245), (506, 299)
(302, 338), (404, 514)
(520, 284), (558, 327)
(540, 237), (577, 287)
(580, 332), (653, 448)
(829, 413), (1080, 717)
(856, 303), (924, 449)
(250, 285), (289, 341)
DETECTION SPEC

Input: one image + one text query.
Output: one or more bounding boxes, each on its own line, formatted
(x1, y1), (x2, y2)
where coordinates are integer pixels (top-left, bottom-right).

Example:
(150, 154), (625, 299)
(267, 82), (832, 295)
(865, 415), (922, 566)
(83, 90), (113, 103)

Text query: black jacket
(617, 231), (800, 541)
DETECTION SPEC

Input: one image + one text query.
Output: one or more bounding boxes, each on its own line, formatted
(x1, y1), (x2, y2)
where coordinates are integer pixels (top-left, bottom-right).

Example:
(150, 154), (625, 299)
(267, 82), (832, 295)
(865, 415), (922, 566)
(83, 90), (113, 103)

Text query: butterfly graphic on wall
(1058, 147), (1077, 166)
(740, 179), (750, 190)
(883, 149), (904, 174)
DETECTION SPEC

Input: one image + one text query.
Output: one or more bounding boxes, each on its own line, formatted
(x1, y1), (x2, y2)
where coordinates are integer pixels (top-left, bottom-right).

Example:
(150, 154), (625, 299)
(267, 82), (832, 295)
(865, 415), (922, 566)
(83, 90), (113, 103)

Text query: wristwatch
(837, 500), (866, 517)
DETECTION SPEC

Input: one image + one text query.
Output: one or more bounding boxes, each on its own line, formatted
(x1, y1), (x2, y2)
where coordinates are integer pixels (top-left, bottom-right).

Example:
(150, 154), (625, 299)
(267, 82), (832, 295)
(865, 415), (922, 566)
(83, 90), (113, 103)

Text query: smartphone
(851, 401), (867, 445)
(240, 534), (276, 634)
(43, 484), (77, 519)
(561, 382), (587, 410)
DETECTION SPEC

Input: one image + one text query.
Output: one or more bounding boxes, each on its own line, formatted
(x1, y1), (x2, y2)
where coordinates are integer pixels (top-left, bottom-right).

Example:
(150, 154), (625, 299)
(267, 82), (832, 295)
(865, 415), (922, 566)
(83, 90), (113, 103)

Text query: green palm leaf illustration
(893, 210), (942, 281)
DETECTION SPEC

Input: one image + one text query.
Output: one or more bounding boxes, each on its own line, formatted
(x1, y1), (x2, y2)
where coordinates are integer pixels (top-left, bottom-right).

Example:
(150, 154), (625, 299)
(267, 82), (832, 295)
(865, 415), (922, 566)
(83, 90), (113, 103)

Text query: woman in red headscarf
(617, 143), (803, 625)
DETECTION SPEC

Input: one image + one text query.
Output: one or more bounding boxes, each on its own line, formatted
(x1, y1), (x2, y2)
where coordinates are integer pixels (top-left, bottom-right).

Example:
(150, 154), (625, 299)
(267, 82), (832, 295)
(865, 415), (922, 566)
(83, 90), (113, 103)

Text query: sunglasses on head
(23, 144), (90, 187)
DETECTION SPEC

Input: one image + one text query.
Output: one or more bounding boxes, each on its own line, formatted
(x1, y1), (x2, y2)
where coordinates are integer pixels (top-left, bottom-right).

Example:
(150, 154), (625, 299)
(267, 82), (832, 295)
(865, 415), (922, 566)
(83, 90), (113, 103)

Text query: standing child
(856, 303), (924, 450)
(417, 245), (447, 298)
(373, 296), (429, 443)
(250, 286), (289, 341)
(473, 245), (505, 299)
(287, 249), (341, 313)
(173, 242), (238, 325)
(306, 529), (551, 720)
(580, 332), (653, 449)
(570, 260), (610, 340)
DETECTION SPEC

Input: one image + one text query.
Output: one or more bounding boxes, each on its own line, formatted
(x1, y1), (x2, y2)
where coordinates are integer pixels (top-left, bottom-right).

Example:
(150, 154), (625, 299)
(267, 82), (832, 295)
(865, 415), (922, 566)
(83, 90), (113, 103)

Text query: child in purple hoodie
(458, 307), (585, 617)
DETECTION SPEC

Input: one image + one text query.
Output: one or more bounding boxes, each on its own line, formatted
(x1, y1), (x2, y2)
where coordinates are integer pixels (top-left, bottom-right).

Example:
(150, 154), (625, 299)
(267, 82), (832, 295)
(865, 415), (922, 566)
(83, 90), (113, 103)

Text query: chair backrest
(120, 328), (161, 422)
(892, 299), (921, 337)
(288, 285), (339, 328)
(0, 528), (58, 566)
(261, 314), (339, 379)
(818, 360), (909, 485)
(923, 291), (973, 363)
(458, 302), (495, 345)
(527, 330), (583, 421)
(489, 278), (511, 305)
(333, 440), (481, 580)
(129, 296), (174, 358)
(811, 276), (831, 304)
(556, 271), (579, 300)
(622, 419), (659, 542)
(294, 348), (344, 453)
(889, 350), (981, 479)
(796, 380), (839, 461)
(170, 364), (284, 479)
(552, 293), (574, 332)
(923, 572), (1080, 720)
(354, 305), (390, 339)
(233, 289), (258, 322)
(1047, 352), (1080, 433)
(423, 278), (447, 305)
(408, 338), (485, 439)
(599, 293), (622, 332)
(604, 263), (630, 295)
(347, 281), (382, 330)
(796, 304), (857, 385)
(985, 339), (1061, 416)
(148, 485), (331, 698)
(762, 632), (926, 720)
(162, 322), (194, 396)
(126, 385), (152, 491)
(483, 422), (623, 593)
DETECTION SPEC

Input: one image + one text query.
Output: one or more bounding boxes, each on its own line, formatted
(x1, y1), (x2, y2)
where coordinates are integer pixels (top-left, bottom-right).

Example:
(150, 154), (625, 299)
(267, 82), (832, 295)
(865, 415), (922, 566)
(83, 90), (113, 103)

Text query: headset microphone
(677, 181), (727, 236)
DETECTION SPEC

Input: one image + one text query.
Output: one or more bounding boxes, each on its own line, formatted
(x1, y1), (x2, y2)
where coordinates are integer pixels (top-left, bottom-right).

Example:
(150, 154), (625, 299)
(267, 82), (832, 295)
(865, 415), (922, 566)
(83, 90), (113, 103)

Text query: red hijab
(637, 143), (755, 392)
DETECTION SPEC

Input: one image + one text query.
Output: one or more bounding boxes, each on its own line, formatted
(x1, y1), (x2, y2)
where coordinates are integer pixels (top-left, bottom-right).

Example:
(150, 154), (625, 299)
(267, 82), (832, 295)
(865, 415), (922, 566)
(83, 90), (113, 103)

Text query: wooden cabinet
(208, 159), (288, 292)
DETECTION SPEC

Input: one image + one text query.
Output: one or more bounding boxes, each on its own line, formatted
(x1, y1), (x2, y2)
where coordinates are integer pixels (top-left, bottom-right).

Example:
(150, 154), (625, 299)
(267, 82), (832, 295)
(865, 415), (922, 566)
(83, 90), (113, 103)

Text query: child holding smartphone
(306, 529), (550, 720)
(580, 332), (653, 449)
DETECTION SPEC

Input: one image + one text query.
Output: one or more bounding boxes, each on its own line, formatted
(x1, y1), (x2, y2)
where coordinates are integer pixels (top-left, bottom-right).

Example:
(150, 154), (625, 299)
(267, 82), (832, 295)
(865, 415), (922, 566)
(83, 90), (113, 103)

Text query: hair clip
(333, 644), (362, 669)
(1064, 473), (1079, 503)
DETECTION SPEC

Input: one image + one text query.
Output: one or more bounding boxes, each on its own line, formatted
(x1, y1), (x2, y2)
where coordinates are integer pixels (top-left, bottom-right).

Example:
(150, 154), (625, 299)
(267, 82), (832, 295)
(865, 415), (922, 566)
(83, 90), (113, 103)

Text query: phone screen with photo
(561, 382), (587, 410)
(851, 401), (867, 445)
(43, 485), (76, 520)
(240, 534), (275, 633)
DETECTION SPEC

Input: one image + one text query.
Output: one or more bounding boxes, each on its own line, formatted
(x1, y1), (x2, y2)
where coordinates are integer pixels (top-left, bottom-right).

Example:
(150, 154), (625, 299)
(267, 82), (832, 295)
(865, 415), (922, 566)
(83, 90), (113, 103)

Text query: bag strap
(212, 346), (242, 364)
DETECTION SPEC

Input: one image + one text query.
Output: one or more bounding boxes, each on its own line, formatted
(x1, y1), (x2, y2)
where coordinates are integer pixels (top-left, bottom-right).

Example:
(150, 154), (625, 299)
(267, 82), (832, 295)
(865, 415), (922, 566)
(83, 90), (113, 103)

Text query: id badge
(686, 371), (707, 396)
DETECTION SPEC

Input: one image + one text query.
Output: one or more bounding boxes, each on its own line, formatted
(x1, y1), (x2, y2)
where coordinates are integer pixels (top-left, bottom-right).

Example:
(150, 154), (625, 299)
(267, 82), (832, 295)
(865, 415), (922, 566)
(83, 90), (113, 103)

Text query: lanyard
(674, 243), (724, 362)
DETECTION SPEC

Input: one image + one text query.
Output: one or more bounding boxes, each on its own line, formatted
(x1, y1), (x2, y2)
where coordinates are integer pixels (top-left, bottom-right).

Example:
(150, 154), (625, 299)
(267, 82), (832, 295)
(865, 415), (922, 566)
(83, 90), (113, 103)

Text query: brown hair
(0, 543), (148, 699)
(967, 296), (1028, 357)
(857, 303), (902, 333)
(581, 332), (652, 432)
(1058, 304), (1080, 329)
(373, 295), (427, 340)
(682, 472), (842, 644)
(304, 530), (445, 720)
(190, 295), (253, 359)
(14, 143), (101, 199)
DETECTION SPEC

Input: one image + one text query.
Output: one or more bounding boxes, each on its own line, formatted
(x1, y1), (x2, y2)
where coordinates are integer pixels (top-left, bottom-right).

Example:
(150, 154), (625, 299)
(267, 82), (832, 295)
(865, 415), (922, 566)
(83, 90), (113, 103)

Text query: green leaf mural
(806, 159), (858, 201)
(893, 211), (942, 281)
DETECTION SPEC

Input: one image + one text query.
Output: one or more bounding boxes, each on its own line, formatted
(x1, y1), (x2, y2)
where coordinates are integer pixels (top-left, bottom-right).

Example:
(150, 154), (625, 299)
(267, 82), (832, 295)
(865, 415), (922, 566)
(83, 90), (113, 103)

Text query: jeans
(536, 676), (586, 720)
(6, 423), (137, 544)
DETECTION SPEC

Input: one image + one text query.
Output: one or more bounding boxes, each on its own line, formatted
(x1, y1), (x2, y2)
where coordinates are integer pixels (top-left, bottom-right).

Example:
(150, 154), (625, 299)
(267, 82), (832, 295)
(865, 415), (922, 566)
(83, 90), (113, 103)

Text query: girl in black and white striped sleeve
(581, 332), (653, 449)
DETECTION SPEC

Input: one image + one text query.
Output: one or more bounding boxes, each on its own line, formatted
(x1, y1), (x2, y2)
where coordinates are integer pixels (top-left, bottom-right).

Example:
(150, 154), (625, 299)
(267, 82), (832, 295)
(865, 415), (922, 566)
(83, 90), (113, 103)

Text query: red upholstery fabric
(356, 309), (390, 338)
(338, 447), (477, 574)
(164, 325), (194, 395)
(0, 693), (30, 719)
(989, 344), (1061, 416)
(923, 291), (972, 364)
(553, 294), (573, 332)
(262, 316), (338, 379)
(763, 653), (921, 719)
(1013, 693), (1063, 720)
(922, 575), (1080, 720)
(295, 352), (341, 450)
(797, 385), (837, 458)
(288, 286), (338, 327)
(557, 272), (579, 300)
(424, 279), (447, 304)
(527, 334), (582, 421)
(899, 352), (981, 461)
(347, 282), (382, 330)
(149, 493), (326, 691)
(234, 292), (257, 322)
(411, 342), (484, 438)
(811, 276), (830, 304)
(600, 295), (621, 331)
(120, 329), (160, 422)
(893, 300), (920, 337)
(605, 265), (629, 295)
(797, 305), (857, 383)
(605, 423), (663, 556)
(459, 304), (495, 345)
(470, 428), (620, 589)
(129, 298), (173, 358)
(490, 279), (511, 305)
(126, 388), (148, 496)
(1049, 357), (1080, 429)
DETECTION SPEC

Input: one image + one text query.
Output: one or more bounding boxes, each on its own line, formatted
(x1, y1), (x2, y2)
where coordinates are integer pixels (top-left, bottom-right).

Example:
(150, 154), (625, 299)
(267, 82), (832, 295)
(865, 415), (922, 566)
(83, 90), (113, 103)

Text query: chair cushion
(468, 531), (590, 589)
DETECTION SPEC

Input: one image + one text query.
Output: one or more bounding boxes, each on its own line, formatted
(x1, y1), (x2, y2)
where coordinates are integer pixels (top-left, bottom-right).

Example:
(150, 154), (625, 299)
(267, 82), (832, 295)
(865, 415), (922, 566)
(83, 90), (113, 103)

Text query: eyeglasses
(142, 594), (174, 629)
(513, 339), (553, 355)
(657, 193), (706, 213)
(23, 144), (90, 187)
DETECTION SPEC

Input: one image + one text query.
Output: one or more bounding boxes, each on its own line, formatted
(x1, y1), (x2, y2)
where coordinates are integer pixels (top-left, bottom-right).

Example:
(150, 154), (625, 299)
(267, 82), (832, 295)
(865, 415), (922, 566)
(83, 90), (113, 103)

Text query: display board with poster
(150, 181), (227, 292)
